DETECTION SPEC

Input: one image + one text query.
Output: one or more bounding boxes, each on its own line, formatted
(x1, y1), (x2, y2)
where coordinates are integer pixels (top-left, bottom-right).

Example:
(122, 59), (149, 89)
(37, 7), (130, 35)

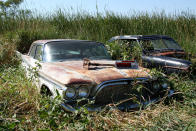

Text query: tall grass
(0, 10), (196, 54)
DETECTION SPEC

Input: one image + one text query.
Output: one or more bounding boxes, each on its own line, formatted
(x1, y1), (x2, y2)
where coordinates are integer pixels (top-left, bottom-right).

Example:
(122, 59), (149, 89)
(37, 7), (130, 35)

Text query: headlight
(78, 86), (89, 98)
(65, 88), (76, 99)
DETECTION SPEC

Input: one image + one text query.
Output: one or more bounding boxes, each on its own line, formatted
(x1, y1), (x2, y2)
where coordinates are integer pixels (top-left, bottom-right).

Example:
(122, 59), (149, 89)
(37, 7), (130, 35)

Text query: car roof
(108, 35), (173, 42)
(32, 39), (97, 45)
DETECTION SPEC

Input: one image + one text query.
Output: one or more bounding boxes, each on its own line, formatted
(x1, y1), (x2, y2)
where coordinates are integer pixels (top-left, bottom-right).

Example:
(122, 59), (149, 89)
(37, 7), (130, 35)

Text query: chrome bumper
(61, 90), (175, 113)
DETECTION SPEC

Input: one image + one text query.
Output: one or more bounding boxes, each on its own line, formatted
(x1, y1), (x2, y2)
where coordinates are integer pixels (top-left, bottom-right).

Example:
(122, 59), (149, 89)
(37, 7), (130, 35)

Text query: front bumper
(61, 90), (175, 112)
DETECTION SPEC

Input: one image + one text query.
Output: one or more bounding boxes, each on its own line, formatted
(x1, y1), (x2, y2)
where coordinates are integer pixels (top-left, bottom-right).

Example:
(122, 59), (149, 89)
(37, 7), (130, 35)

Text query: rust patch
(123, 67), (150, 78)
(67, 78), (93, 85)
(153, 51), (185, 56)
(84, 68), (126, 84)
(39, 60), (149, 85)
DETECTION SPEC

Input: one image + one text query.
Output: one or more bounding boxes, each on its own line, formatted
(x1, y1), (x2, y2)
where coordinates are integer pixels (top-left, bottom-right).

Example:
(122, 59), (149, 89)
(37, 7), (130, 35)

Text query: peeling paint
(39, 60), (149, 85)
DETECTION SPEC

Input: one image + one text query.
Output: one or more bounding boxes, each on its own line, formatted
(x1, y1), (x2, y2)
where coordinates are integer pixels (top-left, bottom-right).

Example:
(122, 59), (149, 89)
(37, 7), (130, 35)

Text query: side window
(29, 45), (36, 57)
(141, 40), (154, 50)
(34, 45), (43, 61)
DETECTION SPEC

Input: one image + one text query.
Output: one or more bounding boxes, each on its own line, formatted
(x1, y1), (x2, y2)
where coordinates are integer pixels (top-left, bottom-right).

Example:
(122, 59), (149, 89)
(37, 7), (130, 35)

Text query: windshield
(140, 38), (182, 51)
(44, 41), (112, 62)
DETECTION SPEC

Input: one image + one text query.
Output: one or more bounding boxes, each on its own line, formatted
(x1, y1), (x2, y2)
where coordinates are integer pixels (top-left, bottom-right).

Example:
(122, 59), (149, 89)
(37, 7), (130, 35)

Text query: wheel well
(40, 85), (53, 96)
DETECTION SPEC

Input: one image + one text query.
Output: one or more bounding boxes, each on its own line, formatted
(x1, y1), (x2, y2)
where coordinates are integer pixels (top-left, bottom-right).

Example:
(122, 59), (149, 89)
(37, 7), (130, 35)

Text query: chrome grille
(94, 80), (165, 106)
(95, 84), (134, 105)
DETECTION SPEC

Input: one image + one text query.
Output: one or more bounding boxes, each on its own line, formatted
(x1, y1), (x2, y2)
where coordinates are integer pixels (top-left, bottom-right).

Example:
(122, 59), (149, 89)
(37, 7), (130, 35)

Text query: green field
(0, 10), (196, 130)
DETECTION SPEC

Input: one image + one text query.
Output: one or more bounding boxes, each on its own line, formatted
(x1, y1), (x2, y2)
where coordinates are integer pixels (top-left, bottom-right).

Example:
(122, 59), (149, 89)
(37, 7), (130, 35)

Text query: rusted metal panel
(40, 60), (149, 86)
(152, 51), (185, 56)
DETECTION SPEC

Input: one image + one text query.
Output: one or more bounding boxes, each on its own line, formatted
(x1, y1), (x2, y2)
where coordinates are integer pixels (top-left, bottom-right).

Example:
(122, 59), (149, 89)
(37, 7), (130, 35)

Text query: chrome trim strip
(97, 77), (148, 89)
(92, 77), (149, 96)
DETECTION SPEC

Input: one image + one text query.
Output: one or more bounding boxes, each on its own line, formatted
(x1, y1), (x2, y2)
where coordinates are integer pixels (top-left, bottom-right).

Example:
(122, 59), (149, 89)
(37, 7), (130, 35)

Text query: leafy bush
(15, 30), (42, 53)
(16, 27), (62, 53)
(106, 40), (142, 63)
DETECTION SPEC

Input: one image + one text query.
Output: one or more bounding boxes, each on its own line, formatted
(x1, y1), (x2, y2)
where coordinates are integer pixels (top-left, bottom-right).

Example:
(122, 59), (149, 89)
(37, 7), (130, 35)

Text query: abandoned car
(19, 39), (174, 112)
(109, 35), (192, 74)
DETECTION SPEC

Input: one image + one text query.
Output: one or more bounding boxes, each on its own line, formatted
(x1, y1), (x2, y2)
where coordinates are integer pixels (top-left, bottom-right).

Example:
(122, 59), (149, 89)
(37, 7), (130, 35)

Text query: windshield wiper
(88, 56), (111, 60)
(57, 58), (81, 62)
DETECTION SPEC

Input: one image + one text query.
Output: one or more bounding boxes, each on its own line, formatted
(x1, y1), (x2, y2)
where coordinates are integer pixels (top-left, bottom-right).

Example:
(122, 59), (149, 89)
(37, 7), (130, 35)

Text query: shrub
(0, 40), (20, 67)
(106, 40), (142, 63)
(15, 27), (63, 53)
(15, 30), (42, 53)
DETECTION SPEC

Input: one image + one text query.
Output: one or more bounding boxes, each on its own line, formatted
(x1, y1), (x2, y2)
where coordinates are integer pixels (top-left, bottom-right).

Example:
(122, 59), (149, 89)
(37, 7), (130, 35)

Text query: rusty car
(109, 35), (192, 74)
(18, 39), (174, 112)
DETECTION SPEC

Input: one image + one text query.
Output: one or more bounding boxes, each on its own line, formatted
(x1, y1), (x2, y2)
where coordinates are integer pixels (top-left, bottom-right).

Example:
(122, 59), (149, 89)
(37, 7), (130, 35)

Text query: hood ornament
(83, 58), (114, 70)
(83, 58), (138, 70)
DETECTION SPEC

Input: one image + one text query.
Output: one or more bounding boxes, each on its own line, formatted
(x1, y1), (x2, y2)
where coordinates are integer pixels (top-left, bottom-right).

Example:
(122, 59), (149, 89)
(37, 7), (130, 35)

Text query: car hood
(39, 60), (150, 85)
